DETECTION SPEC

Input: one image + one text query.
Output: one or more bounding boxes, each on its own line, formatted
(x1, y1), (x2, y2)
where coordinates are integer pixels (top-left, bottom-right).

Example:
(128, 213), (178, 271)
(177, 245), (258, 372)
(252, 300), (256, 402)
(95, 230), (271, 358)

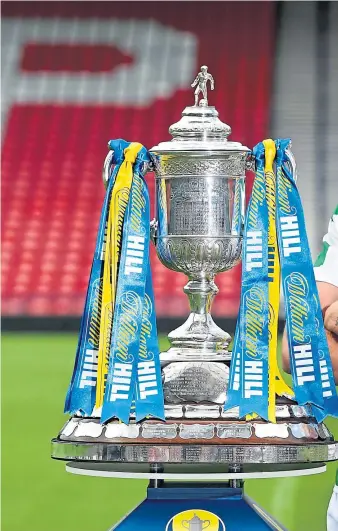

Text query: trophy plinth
(53, 396), (336, 466)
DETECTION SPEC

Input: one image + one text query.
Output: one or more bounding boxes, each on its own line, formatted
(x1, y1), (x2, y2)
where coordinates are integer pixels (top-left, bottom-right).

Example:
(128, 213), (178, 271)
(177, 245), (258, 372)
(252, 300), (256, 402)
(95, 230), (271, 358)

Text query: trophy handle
(102, 150), (115, 189)
(285, 144), (298, 182)
(245, 151), (255, 172)
(104, 152), (158, 243)
(246, 146), (297, 182)
(203, 520), (211, 529)
(181, 521), (189, 529)
(150, 218), (158, 245)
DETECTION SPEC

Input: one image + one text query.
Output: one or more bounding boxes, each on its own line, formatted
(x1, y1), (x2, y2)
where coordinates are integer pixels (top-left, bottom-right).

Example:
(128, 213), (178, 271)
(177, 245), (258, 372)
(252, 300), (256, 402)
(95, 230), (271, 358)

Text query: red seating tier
(1, 2), (275, 316)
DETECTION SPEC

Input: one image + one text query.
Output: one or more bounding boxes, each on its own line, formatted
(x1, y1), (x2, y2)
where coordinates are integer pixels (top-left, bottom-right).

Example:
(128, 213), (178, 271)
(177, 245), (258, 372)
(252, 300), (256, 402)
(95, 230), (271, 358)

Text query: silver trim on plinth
(51, 438), (338, 465)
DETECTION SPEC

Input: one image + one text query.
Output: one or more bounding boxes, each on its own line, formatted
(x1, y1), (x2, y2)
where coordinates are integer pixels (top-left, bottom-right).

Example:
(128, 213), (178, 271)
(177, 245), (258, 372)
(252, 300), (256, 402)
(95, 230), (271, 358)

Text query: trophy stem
(184, 276), (217, 315)
(161, 275), (231, 363)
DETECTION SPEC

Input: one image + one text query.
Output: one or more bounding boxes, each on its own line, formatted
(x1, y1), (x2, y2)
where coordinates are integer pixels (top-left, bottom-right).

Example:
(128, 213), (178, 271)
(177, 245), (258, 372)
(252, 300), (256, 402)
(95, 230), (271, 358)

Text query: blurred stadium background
(1, 2), (338, 531)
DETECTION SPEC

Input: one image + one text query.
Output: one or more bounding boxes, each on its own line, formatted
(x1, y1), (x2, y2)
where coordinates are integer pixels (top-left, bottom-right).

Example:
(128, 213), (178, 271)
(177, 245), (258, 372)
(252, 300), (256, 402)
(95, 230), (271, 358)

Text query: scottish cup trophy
(52, 68), (338, 530)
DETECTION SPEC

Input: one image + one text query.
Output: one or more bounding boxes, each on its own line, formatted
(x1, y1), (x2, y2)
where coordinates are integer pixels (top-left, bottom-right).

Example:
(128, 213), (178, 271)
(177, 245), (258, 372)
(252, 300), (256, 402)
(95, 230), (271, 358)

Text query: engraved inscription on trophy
(262, 446), (279, 463)
(179, 424), (215, 440)
(183, 446), (203, 462)
(272, 446), (298, 463)
(142, 423), (178, 439)
(147, 446), (171, 463)
(216, 423), (252, 439)
(125, 446), (150, 463)
(169, 178), (231, 236)
(163, 362), (228, 404)
(168, 446), (184, 462)
(198, 446), (220, 463)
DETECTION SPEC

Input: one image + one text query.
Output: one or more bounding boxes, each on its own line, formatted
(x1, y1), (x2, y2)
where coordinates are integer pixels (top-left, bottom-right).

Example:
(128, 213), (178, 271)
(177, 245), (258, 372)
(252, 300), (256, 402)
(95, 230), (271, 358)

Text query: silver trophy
(52, 68), (337, 469)
(150, 67), (248, 412)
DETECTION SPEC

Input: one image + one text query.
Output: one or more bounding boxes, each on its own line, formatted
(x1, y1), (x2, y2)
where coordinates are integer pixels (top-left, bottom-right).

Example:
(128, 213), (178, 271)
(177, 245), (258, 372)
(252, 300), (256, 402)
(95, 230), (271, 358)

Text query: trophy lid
(150, 66), (250, 153)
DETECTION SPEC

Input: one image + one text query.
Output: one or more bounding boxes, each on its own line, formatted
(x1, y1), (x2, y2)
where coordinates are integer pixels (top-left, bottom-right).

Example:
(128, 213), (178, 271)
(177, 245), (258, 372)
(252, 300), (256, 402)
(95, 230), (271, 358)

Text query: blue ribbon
(225, 143), (270, 419)
(276, 139), (338, 421)
(101, 145), (164, 424)
(64, 140), (129, 416)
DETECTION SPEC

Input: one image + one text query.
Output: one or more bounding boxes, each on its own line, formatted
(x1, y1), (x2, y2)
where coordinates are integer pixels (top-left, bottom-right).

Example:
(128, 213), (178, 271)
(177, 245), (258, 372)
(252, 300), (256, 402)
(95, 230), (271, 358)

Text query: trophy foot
(161, 312), (231, 363)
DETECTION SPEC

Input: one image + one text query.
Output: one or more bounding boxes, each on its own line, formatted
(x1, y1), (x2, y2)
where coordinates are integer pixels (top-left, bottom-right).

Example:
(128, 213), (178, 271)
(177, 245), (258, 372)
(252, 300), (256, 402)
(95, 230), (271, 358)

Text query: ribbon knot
(262, 139), (276, 173)
(124, 143), (143, 164)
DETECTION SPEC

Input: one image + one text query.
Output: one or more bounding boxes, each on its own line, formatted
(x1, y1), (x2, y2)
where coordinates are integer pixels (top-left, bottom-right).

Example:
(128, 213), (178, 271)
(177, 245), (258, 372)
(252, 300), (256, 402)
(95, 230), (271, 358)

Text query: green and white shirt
(314, 205), (338, 288)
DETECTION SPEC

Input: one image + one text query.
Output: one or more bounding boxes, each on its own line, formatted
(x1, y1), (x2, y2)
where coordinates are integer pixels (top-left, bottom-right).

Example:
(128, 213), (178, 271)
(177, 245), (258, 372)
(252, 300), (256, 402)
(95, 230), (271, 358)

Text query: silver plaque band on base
(51, 439), (338, 465)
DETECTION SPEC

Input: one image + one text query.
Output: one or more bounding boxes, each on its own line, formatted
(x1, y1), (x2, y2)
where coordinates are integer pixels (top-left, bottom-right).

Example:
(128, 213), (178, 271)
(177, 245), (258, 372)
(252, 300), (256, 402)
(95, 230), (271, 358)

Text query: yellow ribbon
(95, 143), (143, 409)
(263, 140), (293, 422)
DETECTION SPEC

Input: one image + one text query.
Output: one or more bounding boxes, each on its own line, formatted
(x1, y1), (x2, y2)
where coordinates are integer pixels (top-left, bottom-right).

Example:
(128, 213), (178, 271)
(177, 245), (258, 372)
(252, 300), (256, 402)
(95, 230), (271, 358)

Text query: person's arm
(324, 300), (338, 335)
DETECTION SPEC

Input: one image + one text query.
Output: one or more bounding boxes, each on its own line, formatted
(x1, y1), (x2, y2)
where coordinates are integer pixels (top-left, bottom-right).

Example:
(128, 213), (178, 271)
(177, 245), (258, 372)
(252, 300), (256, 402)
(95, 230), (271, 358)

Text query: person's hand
(325, 328), (338, 383)
(324, 300), (338, 336)
(323, 301), (338, 381)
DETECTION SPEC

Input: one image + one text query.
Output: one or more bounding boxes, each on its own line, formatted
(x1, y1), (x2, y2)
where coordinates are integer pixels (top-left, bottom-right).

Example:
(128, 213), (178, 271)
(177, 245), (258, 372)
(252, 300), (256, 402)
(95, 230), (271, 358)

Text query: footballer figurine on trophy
(191, 65), (214, 106)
